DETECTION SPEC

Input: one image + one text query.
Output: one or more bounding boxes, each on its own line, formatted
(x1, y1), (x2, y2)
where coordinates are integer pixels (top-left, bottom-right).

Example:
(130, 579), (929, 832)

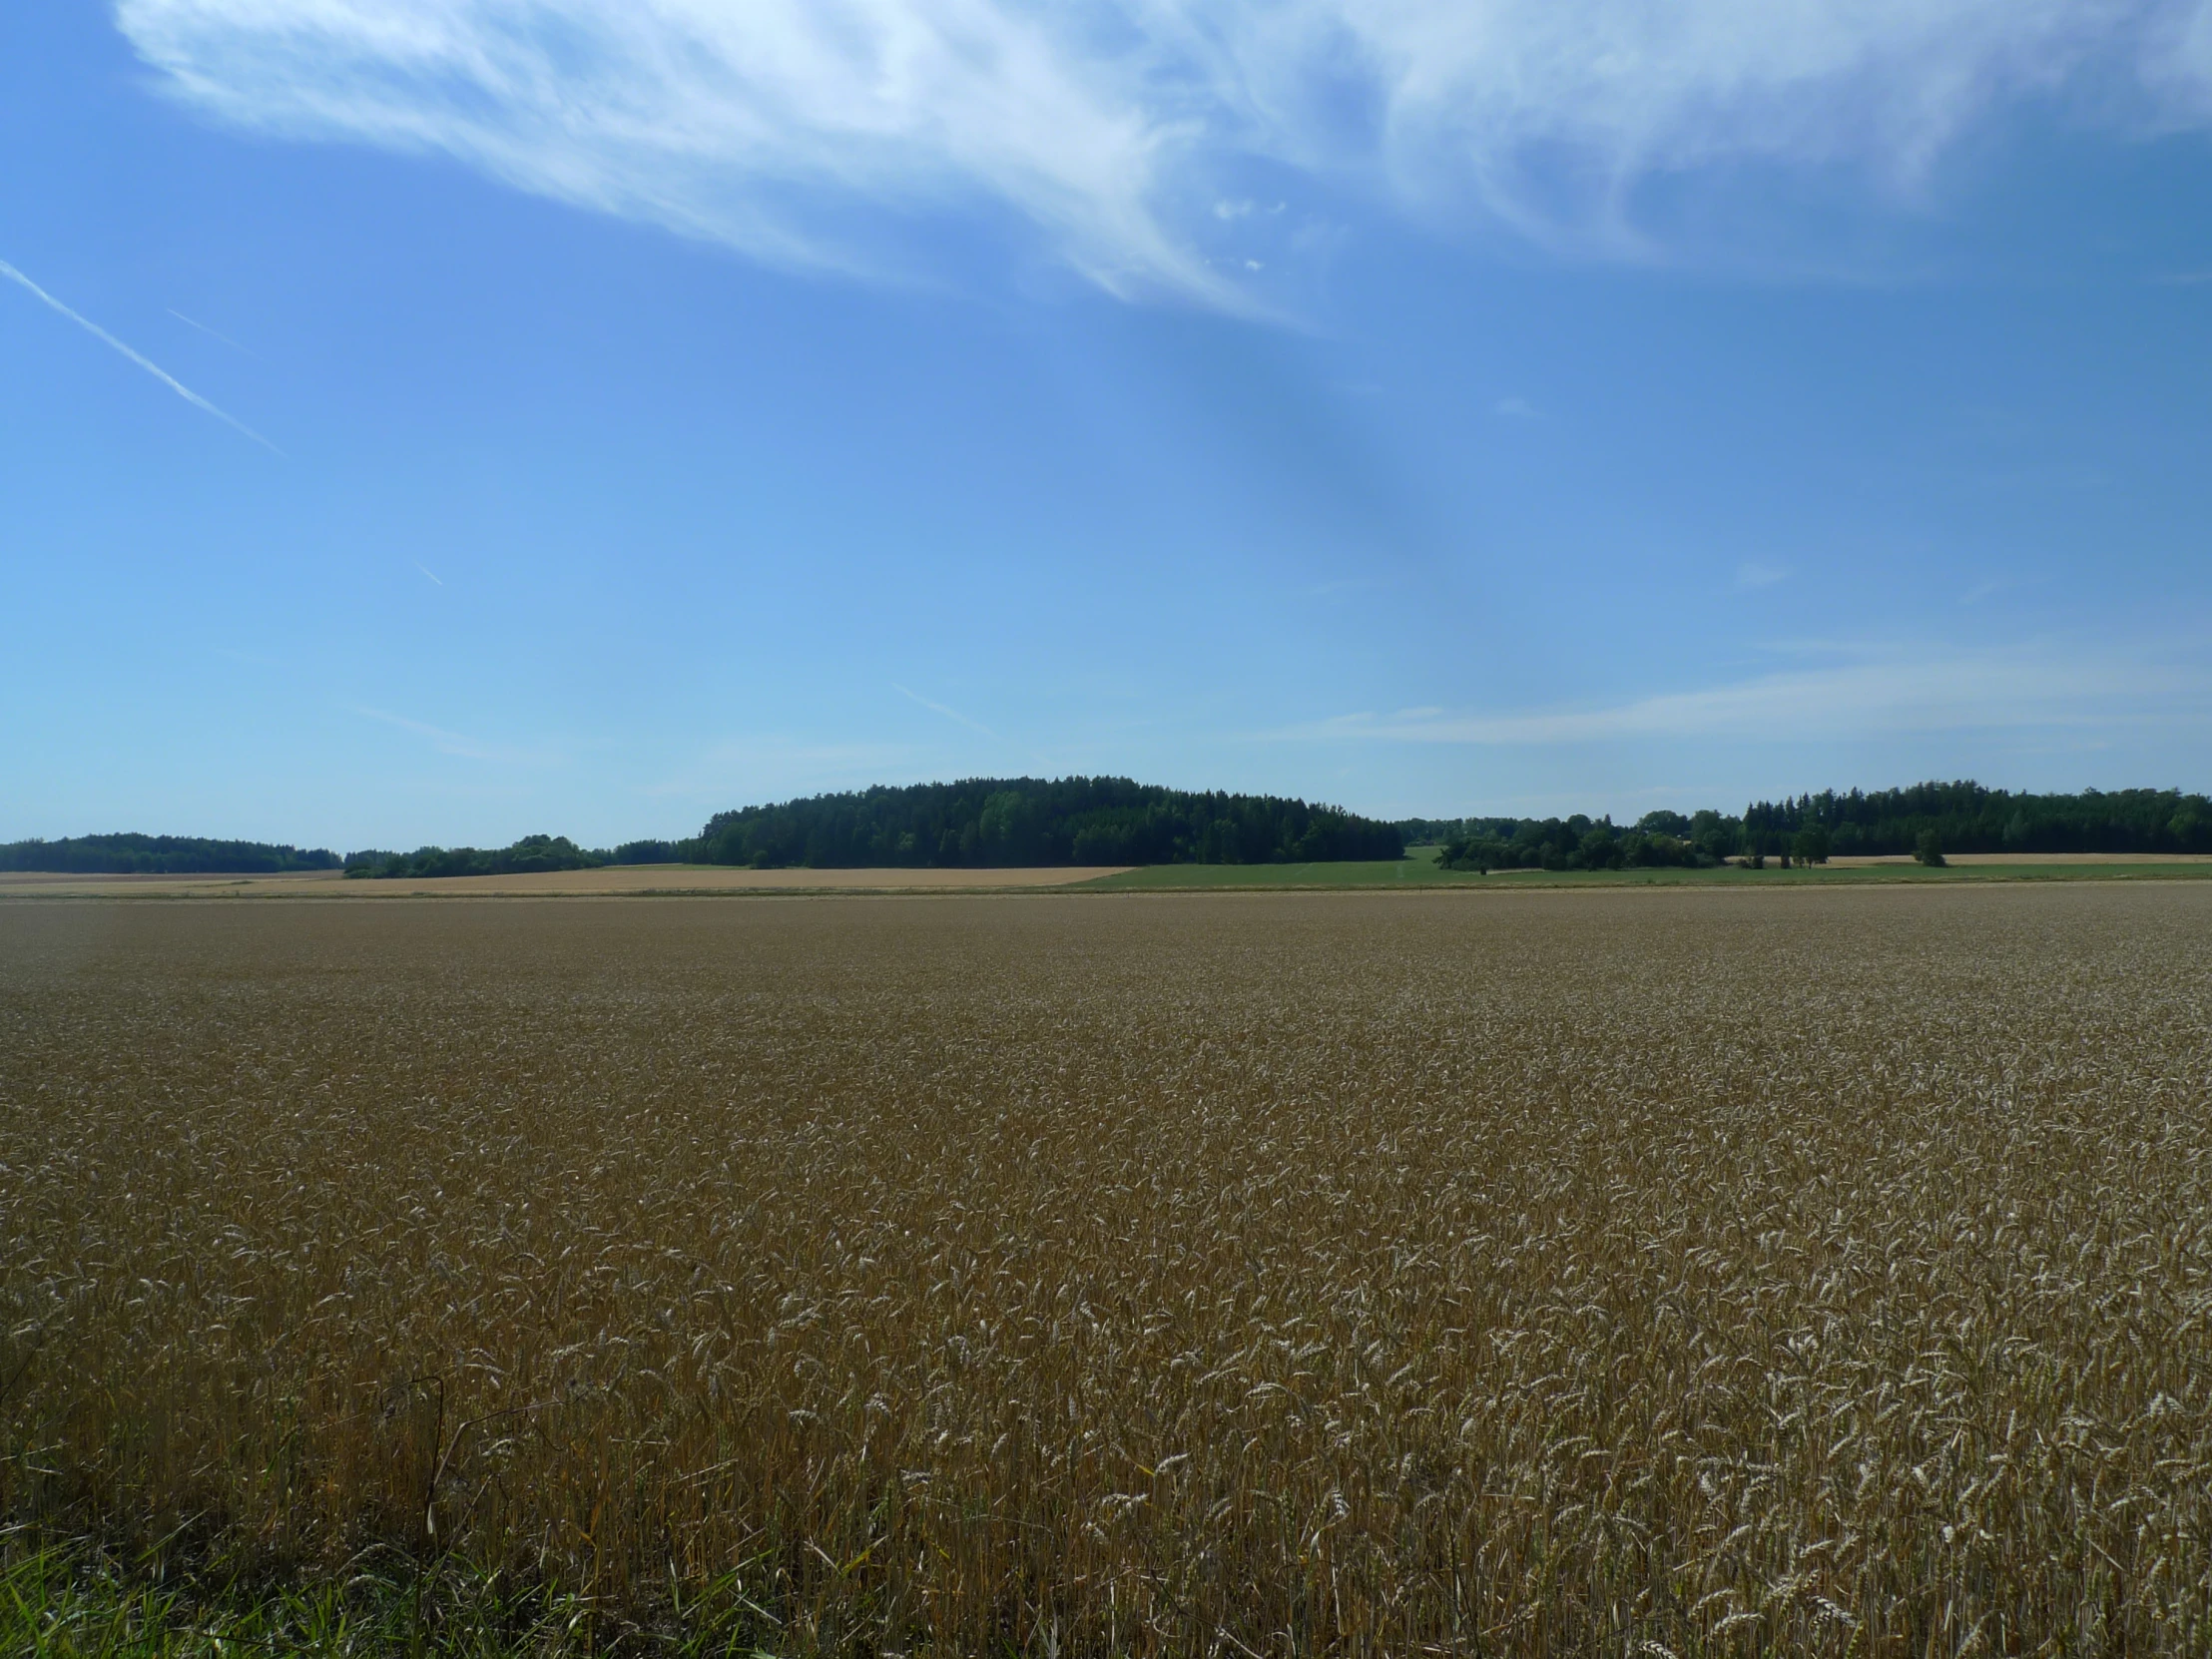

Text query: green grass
(0, 1538), (782, 1657)
(1072, 845), (2212, 891)
(2, 1544), (399, 1658)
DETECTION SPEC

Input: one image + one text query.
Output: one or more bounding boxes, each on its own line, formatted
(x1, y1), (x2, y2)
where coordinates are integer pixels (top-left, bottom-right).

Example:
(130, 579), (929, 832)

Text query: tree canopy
(1421, 782), (2212, 871)
(687, 778), (1403, 868)
(1426, 812), (1740, 873)
(0, 833), (340, 874)
(340, 780), (1400, 877)
(342, 835), (606, 879)
(1742, 783), (2210, 857)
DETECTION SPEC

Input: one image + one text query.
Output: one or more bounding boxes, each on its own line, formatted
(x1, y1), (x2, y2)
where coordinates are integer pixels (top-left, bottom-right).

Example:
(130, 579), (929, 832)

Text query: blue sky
(5, 1), (2212, 849)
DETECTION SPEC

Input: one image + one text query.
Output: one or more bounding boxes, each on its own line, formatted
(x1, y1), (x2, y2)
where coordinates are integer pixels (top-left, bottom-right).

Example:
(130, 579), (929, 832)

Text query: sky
(4, 1), (2212, 850)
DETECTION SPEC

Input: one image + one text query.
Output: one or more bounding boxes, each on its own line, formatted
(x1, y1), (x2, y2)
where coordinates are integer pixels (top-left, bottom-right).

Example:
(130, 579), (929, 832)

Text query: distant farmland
(3, 886), (2210, 1654)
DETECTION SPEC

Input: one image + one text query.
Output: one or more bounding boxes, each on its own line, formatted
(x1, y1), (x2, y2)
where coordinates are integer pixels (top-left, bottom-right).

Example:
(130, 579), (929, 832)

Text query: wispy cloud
(893, 683), (999, 740)
(117, 0), (1233, 304)
(1, 259), (282, 453)
(352, 706), (545, 765)
(114, 1), (2212, 304)
(1734, 561), (1790, 590)
(647, 736), (927, 803)
(166, 306), (258, 356)
(1493, 396), (1541, 420)
(1281, 643), (2210, 747)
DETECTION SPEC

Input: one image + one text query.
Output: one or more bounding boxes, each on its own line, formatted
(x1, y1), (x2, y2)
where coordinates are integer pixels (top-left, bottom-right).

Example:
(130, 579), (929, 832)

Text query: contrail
(1, 259), (283, 455)
(893, 683), (999, 740)
(167, 306), (259, 357)
(414, 561), (445, 586)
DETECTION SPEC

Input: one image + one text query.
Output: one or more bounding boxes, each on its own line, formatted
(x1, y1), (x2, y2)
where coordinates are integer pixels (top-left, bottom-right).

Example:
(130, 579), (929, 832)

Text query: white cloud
(1283, 642), (2211, 745)
(115, 0), (2212, 301)
(118, 0), (1227, 301)
(1735, 561), (1790, 589)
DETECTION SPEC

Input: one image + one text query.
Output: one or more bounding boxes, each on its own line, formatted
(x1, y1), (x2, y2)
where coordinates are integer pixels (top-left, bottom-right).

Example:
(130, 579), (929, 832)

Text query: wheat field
(3, 886), (2209, 1654)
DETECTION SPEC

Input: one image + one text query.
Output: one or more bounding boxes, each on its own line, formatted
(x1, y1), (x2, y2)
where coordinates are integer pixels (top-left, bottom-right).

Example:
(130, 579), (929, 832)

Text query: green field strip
(1070, 850), (2212, 891)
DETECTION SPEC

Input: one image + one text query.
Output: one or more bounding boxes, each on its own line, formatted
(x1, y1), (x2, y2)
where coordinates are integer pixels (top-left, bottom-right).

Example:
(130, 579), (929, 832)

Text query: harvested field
(0, 864), (1131, 899)
(3, 886), (2210, 1654)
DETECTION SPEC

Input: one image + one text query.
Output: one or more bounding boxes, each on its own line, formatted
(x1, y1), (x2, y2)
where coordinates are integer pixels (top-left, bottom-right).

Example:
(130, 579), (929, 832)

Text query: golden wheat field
(3, 886), (2210, 1655)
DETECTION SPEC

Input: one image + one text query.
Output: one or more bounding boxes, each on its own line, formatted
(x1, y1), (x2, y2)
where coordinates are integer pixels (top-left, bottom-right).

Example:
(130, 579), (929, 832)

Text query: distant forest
(19, 780), (2205, 880)
(1741, 783), (2210, 856)
(0, 833), (339, 874)
(341, 778), (1402, 877)
(1425, 782), (2212, 871)
(686, 778), (1403, 868)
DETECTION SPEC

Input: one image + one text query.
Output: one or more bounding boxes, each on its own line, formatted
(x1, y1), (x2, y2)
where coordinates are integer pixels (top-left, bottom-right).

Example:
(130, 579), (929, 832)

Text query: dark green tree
(0, 834), (340, 874)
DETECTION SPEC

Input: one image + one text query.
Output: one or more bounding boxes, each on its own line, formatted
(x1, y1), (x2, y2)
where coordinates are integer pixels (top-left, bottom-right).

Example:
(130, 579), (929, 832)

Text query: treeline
(339, 780), (1398, 878)
(1744, 783), (2210, 856)
(0, 833), (339, 874)
(1422, 782), (2212, 871)
(688, 778), (1402, 868)
(341, 835), (674, 879)
(1428, 812), (1743, 873)
(33, 780), (2202, 882)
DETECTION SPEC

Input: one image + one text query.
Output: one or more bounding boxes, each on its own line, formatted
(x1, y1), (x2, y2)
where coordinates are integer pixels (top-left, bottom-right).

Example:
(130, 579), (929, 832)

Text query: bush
(1915, 830), (1947, 868)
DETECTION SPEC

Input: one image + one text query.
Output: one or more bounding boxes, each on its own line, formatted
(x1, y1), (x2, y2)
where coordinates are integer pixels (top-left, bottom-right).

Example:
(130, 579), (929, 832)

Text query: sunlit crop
(3, 886), (2209, 1654)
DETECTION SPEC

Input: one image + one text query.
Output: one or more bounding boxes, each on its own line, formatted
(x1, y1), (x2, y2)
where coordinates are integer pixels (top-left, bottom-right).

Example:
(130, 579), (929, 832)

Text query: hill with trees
(686, 778), (1403, 868)
(0, 833), (339, 874)
(339, 781), (1399, 877)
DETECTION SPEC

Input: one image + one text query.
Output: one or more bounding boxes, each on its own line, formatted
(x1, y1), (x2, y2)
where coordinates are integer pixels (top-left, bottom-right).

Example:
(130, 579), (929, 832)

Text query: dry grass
(2, 887), (2209, 1655)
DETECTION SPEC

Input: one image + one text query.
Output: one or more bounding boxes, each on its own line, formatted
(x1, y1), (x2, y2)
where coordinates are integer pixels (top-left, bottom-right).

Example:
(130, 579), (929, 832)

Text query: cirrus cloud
(115, 0), (2212, 301)
(1281, 641), (2212, 747)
